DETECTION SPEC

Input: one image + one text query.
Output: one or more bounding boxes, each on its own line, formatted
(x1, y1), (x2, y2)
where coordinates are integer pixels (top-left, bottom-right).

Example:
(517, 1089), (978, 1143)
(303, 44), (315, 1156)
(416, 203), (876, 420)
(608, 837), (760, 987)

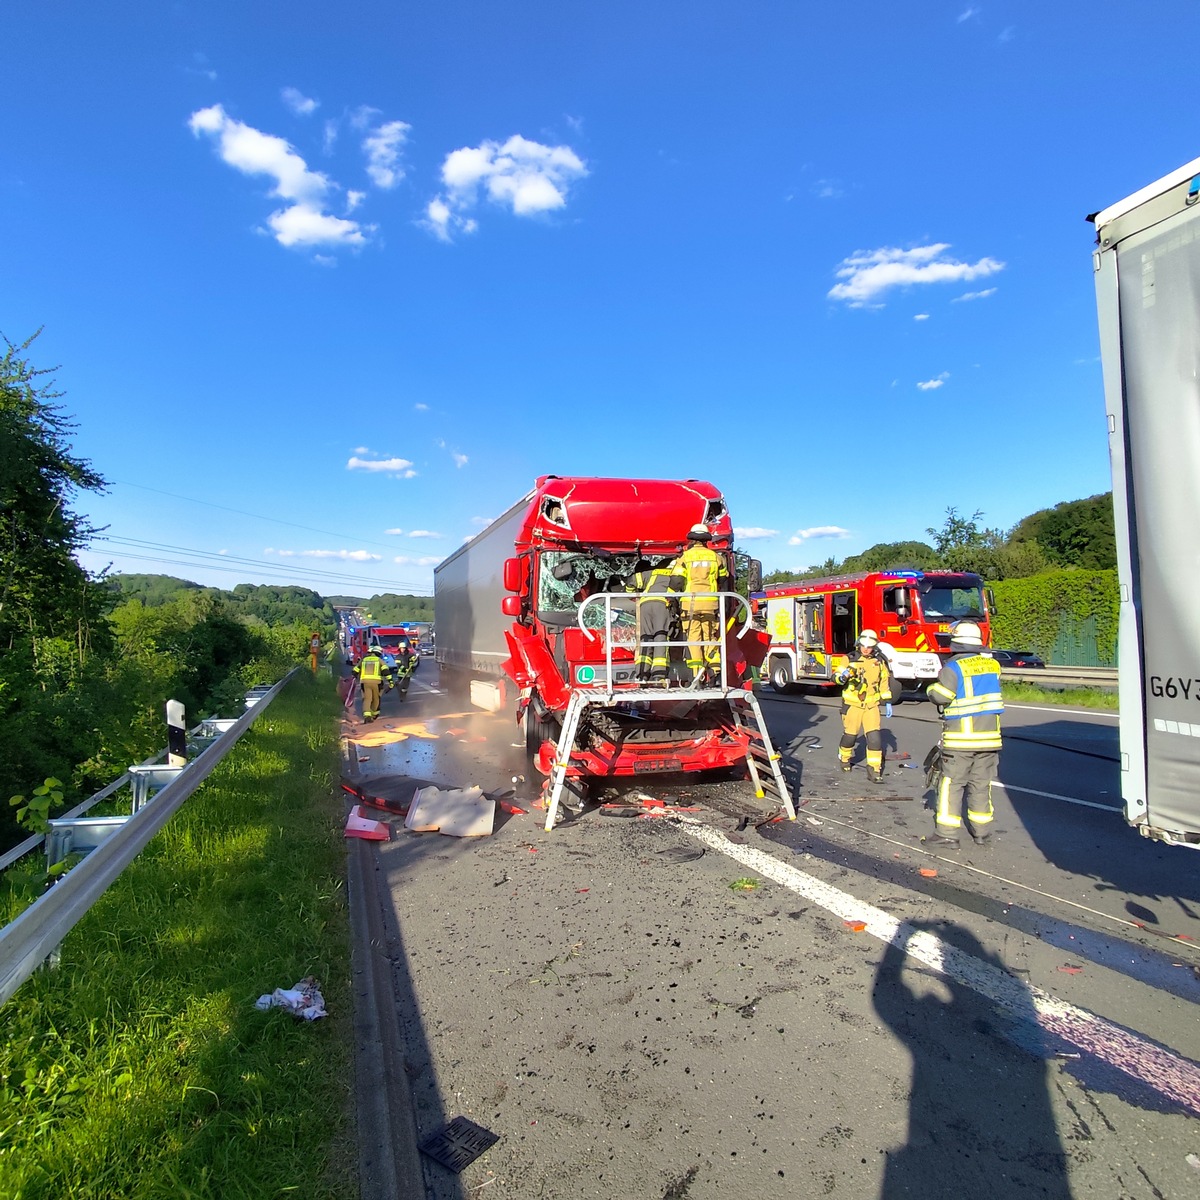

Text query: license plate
(633, 759), (681, 773)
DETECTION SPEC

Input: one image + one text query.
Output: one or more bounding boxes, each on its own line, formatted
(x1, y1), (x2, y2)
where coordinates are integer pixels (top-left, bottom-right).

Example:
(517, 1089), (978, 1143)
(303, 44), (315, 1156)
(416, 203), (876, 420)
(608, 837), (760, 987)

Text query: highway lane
(342, 676), (1200, 1199)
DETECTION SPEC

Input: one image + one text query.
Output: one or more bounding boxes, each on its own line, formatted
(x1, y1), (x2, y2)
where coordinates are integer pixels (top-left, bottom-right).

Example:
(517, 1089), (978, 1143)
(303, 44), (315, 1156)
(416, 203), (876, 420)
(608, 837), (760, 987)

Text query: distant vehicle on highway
(992, 650), (1046, 669)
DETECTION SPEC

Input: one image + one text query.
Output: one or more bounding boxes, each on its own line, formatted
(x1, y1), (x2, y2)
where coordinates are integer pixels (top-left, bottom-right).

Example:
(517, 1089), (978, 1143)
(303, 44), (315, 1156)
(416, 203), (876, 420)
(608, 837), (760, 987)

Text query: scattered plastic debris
(419, 1116), (499, 1172)
(405, 786), (494, 837)
(345, 807), (390, 841)
(806, 817), (824, 827)
(918, 868), (938, 878)
(844, 920), (867, 932)
(1186, 1153), (1200, 1172)
(499, 800), (527, 815)
(1057, 964), (1084, 974)
(255, 976), (327, 1020)
(576, 888), (589, 893)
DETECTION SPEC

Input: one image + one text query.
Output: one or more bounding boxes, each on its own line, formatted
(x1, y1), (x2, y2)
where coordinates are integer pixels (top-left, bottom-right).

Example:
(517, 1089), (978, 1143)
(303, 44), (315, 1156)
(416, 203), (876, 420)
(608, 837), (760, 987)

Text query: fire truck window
(919, 584), (986, 620)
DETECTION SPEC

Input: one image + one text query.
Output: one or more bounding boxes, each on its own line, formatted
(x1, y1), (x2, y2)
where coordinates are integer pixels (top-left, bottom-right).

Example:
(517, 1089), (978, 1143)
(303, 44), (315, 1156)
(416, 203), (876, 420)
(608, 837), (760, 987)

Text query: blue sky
(4, 2), (1196, 596)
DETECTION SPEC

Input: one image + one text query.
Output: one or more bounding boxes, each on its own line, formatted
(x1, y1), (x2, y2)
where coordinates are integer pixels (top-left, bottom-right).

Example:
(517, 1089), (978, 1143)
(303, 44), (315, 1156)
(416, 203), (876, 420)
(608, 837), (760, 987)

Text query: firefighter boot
(869, 768), (885, 784)
(925, 831), (960, 848)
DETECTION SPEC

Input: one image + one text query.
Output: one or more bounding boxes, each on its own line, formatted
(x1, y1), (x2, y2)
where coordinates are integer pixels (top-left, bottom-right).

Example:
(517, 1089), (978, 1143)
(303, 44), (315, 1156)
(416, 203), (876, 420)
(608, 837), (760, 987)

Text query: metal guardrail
(0, 669), (298, 1008)
(1003, 665), (1118, 688)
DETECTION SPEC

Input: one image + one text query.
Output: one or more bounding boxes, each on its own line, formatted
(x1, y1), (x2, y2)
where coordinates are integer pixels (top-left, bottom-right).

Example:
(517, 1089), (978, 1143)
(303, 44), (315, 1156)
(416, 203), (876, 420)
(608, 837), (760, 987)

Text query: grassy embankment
(1000, 680), (1118, 710)
(0, 671), (355, 1200)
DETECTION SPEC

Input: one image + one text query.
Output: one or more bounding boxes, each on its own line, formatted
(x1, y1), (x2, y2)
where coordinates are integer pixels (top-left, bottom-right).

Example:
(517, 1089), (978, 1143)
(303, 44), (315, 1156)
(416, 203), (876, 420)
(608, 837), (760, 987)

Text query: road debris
(918, 867), (938, 878)
(1057, 964), (1084, 974)
(729, 877), (759, 891)
(844, 920), (867, 932)
(419, 1116), (499, 1172)
(345, 807), (390, 841)
(255, 976), (327, 1020)
(405, 786), (495, 837)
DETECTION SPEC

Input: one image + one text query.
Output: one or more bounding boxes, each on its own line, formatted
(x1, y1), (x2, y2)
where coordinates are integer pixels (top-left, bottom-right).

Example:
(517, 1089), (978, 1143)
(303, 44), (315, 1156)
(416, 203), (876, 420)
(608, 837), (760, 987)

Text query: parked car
(991, 649), (1046, 669)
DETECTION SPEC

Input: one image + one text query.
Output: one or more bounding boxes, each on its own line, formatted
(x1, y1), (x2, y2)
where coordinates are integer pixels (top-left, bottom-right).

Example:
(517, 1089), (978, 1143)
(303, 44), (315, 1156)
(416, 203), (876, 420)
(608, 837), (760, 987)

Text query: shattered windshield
(537, 551), (655, 627)
(919, 585), (986, 620)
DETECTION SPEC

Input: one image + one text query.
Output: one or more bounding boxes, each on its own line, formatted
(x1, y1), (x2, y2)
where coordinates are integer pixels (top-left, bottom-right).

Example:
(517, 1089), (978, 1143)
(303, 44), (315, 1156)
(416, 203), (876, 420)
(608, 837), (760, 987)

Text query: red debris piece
(499, 801), (527, 815)
(576, 888), (589, 893)
(919, 868), (938, 878)
(444, 727), (467, 736)
(1057, 965), (1083, 974)
(844, 920), (867, 932)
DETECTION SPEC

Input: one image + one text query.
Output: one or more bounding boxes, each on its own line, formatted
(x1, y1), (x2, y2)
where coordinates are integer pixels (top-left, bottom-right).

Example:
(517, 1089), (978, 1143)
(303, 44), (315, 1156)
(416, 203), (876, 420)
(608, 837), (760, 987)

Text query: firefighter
(392, 636), (416, 698)
(925, 619), (1003, 847)
(353, 644), (394, 723)
(626, 559), (681, 683)
(836, 629), (893, 783)
(669, 524), (728, 685)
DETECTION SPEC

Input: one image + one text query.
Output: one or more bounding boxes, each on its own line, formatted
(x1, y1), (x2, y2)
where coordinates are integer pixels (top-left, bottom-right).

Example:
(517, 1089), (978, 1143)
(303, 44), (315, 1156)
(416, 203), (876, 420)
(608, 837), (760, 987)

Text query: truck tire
(524, 703), (561, 763)
(769, 658), (797, 695)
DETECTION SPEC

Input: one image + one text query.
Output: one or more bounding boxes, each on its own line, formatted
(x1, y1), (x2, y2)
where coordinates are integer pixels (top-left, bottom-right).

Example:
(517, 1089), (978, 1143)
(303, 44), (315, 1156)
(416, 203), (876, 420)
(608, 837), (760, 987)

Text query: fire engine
(755, 569), (994, 693)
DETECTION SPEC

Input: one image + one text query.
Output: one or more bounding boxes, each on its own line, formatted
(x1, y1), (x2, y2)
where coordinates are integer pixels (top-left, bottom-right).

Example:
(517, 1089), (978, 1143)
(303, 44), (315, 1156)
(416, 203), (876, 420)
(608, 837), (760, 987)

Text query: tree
(1008, 494), (1116, 570)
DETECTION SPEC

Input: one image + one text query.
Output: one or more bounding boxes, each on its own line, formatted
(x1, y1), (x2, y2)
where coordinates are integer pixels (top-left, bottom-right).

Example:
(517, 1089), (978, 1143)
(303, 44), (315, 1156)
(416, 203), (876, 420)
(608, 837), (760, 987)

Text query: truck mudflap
(503, 627), (569, 711)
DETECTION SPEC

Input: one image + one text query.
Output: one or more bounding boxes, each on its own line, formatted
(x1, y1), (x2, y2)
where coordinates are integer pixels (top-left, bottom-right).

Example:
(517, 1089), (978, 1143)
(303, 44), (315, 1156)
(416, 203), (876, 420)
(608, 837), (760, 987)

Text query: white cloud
(353, 445), (374, 455)
(917, 372), (951, 391)
(363, 120), (410, 189)
(999, 25), (1015, 42)
(408, 530), (444, 539)
(189, 104), (368, 250)
(323, 119), (339, 154)
(452, 452), (468, 468)
(384, 528), (404, 536)
(350, 105), (380, 131)
(218, 549), (228, 555)
(423, 134), (588, 240)
(313, 254), (337, 268)
(733, 527), (779, 540)
(471, 516), (494, 526)
(300, 549), (381, 561)
(788, 526), (852, 546)
(812, 179), (843, 200)
(347, 455), (413, 472)
(828, 243), (1004, 307)
(281, 87), (318, 116)
(414, 402), (429, 411)
(393, 555), (442, 567)
(952, 287), (997, 302)
(345, 189), (366, 213)
(958, 6), (980, 22)
(914, 313), (930, 321)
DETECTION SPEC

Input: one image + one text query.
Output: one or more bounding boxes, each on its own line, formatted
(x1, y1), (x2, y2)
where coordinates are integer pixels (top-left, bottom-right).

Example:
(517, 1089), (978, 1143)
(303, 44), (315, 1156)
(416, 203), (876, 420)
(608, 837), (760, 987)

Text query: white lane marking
(993, 782), (1118, 813)
(1004, 703), (1119, 721)
(678, 818), (1200, 1117)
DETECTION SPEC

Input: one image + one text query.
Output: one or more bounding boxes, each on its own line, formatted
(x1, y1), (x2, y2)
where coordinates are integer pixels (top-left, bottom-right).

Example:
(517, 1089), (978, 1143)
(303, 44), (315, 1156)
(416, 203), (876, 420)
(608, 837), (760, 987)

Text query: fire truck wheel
(769, 658), (797, 695)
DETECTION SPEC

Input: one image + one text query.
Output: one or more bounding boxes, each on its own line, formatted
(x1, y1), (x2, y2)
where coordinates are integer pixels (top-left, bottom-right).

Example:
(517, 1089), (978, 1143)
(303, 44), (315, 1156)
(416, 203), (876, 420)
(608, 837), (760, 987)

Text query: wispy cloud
(733, 527), (779, 540)
(952, 287), (997, 303)
(914, 313), (930, 321)
(302, 549), (380, 561)
(363, 120), (410, 189)
(917, 372), (951, 391)
(189, 104), (369, 250)
(828, 243), (1004, 308)
(407, 530), (444, 539)
(346, 454), (416, 478)
(957, 6), (980, 22)
(811, 179), (843, 200)
(384, 528), (404, 535)
(281, 87), (318, 116)
(998, 25), (1015, 43)
(423, 134), (588, 241)
(414, 402), (429, 412)
(451, 452), (468, 468)
(788, 526), (851, 546)
(393, 555), (442, 566)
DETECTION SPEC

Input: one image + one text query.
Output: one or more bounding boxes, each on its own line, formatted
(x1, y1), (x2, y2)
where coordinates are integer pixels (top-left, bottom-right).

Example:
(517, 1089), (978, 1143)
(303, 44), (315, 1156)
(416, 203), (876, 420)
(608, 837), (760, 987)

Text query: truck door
(831, 590), (857, 654)
(796, 596), (831, 679)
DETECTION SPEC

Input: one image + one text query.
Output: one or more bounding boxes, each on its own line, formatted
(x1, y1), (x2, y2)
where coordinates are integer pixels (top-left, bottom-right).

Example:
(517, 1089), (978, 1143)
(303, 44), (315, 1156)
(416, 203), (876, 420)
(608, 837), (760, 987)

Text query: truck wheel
(524, 705), (561, 762)
(769, 659), (796, 695)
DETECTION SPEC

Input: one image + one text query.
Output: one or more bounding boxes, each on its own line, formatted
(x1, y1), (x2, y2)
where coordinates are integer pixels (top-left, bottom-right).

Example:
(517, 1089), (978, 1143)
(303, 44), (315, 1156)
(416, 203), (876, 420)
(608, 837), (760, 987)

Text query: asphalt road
(342, 672), (1200, 1200)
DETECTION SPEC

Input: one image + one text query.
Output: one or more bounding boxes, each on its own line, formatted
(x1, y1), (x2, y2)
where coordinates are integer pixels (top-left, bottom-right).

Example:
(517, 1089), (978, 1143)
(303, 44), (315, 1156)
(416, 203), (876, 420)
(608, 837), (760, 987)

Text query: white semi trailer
(1091, 157), (1200, 847)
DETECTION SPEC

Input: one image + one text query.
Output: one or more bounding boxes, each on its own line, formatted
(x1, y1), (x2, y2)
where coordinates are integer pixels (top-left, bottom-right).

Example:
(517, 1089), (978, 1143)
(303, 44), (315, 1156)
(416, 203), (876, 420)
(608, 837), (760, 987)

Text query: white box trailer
(1091, 157), (1200, 847)
(434, 491), (532, 700)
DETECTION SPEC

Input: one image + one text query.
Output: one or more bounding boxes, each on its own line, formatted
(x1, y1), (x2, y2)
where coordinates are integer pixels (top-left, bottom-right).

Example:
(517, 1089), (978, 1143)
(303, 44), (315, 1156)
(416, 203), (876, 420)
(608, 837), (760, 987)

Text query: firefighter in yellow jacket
(353, 647), (394, 723)
(625, 559), (681, 683)
(836, 629), (894, 783)
(669, 524), (729, 684)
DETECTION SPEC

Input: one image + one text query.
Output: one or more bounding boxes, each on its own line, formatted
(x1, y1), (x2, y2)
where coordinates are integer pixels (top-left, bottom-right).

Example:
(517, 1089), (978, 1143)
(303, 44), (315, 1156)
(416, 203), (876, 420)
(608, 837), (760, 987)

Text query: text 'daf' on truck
(1091, 157), (1200, 847)
(433, 476), (797, 828)
(755, 569), (994, 694)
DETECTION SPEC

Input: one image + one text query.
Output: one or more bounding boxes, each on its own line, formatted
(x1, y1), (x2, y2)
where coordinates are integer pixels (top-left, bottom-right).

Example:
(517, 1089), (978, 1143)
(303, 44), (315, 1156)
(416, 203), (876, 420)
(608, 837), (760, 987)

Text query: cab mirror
(748, 558), (763, 594)
(503, 557), (522, 593)
(501, 595), (522, 617)
(985, 587), (997, 614)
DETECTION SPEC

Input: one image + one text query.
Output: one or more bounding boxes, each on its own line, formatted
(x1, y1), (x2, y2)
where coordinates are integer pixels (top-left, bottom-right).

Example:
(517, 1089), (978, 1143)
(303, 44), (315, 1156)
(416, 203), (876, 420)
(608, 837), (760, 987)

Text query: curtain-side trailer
(1091, 157), (1200, 847)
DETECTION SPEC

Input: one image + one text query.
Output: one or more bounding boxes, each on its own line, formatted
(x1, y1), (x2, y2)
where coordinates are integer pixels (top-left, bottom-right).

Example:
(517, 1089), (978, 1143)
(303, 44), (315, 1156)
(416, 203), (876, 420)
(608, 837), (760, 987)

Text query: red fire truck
(755, 569), (994, 693)
(434, 476), (771, 778)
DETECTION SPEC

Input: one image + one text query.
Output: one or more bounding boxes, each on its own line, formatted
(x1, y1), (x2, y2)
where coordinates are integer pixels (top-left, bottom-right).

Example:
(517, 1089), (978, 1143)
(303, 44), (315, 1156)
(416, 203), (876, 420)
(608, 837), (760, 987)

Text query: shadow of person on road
(872, 920), (1074, 1200)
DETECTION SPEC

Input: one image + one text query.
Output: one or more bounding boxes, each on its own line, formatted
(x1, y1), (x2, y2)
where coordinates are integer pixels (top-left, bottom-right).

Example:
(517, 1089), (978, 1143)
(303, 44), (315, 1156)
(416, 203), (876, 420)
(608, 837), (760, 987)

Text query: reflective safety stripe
(936, 777), (963, 827)
(944, 731), (1003, 749)
(360, 657), (382, 681)
(928, 682), (956, 704)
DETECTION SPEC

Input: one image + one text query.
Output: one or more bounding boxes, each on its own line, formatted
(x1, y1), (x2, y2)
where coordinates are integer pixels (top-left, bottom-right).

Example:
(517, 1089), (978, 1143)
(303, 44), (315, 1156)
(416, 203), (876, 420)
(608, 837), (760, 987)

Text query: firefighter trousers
(682, 605), (720, 679)
(361, 678), (382, 721)
(935, 748), (997, 837)
(839, 704), (883, 772)
(636, 598), (672, 680)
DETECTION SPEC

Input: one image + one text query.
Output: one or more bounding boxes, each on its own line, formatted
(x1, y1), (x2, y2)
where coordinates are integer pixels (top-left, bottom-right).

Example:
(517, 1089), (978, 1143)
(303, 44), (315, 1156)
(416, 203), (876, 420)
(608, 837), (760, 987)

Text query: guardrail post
(167, 699), (187, 767)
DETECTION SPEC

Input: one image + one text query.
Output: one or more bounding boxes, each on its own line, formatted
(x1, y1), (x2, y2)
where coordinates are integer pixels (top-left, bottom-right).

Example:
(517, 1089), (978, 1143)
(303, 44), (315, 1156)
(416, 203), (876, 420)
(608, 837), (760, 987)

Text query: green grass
(0, 673), (355, 1200)
(1000, 680), (1118, 709)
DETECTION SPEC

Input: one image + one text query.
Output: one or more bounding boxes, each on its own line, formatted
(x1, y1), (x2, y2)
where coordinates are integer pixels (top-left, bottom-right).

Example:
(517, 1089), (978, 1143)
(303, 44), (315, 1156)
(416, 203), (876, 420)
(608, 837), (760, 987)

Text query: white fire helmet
(687, 523), (712, 541)
(952, 620), (984, 647)
(857, 628), (879, 648)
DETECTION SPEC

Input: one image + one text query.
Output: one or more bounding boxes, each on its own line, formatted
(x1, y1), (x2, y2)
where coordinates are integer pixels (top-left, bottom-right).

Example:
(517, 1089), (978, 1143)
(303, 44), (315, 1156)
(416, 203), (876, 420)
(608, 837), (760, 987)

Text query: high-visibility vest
(670, 546), (726, 609)
(928, 652), (1003, 750)
(359, 655), (383, 681)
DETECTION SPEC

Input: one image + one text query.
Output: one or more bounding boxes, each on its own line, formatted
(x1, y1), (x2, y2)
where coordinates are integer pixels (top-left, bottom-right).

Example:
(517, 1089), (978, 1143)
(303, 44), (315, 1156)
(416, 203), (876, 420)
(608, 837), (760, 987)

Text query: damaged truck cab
(434, 476), (768, 781)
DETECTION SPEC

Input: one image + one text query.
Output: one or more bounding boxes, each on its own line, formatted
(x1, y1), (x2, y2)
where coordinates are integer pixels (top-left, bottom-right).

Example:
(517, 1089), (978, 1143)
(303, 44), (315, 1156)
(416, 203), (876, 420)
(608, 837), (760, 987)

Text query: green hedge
(989, 569), (1118, 666)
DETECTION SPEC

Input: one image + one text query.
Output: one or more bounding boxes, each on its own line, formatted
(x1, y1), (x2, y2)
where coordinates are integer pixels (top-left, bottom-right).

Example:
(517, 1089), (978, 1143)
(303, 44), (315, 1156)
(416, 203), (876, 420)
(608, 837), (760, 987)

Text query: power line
(108, 478), (424, 553)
